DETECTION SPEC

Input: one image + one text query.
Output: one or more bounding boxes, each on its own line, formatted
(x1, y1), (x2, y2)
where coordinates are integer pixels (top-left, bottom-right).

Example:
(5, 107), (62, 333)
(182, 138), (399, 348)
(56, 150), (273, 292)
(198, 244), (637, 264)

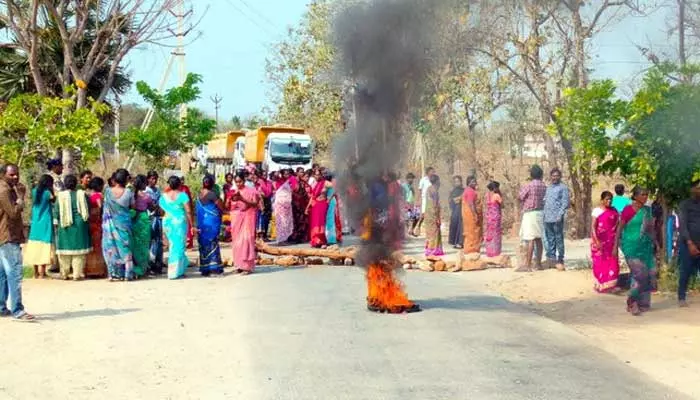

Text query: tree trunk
(255, 241), (357, 260)
(62, 149), (75, 175)
(658, 193), (669, 266)
(27, 0), (47, 96)
(76, 88), (88, 109)
(573, 170), (593, 239)
(572, 6), (588, 88)
(538, 107), (558, 168)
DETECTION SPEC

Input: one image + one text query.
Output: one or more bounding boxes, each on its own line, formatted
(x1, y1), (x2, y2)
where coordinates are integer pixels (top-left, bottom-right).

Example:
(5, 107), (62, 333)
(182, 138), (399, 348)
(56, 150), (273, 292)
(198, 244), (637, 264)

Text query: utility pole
(210, 94), (223, 129)
(114, 99), (121, 159)
(126, 0), (195, 171)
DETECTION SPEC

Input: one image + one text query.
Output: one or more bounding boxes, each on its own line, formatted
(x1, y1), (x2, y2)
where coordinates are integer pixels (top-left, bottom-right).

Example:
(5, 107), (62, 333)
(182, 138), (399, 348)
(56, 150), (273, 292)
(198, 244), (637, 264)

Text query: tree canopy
(0, 88), (109, 167)
(120, 73), (216, 169)
(600, 65), (700, 207)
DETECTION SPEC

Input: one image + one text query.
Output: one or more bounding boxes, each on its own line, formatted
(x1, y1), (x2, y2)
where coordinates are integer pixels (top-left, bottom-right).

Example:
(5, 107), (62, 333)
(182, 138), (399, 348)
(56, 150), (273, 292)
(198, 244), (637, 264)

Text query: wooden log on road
(255, 240), (357, 260)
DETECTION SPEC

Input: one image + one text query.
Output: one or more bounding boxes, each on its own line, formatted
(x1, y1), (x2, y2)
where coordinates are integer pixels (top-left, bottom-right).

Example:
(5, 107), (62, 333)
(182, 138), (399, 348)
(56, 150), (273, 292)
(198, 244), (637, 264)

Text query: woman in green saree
(617, 186), (657, 316)
(131, 175), (153, 278)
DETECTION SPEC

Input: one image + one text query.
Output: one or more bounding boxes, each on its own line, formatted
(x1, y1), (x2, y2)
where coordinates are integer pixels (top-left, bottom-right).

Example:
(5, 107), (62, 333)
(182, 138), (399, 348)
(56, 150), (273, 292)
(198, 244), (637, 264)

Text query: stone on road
(0, 266), (686, 400)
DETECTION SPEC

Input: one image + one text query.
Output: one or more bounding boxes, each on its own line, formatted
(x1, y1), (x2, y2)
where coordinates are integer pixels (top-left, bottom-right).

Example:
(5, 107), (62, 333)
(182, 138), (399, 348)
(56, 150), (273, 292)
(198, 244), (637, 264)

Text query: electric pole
(114, 99), (121, 159)
(210, 94), (223, 129)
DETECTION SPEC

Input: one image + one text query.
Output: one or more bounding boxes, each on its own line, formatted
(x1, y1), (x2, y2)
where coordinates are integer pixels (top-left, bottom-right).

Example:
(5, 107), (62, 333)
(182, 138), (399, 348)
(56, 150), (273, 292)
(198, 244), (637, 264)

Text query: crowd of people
(590, 181), (700, 315)
(0, 160), (346, 320)
(399, 167), (506, 259)
(0, 157), (698, 321)
(401, 164), (700, 316)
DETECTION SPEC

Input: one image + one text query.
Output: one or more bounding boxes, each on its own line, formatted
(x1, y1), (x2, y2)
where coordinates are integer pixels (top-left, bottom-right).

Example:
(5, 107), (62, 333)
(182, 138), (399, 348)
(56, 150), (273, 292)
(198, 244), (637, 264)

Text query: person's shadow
(416, 295), (529, 313)
(39, 308), (140, 321)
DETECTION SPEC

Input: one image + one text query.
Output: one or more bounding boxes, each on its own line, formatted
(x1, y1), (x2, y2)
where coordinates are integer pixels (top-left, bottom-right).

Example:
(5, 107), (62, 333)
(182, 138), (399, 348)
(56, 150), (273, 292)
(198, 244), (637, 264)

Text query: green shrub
(657, 261), (700, 293)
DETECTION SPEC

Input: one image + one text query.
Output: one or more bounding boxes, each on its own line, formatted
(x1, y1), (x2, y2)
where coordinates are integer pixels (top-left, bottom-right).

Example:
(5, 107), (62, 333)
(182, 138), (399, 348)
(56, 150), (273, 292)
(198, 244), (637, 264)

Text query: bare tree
(1, 0), (189, 171)
(466, 0), (642, 237)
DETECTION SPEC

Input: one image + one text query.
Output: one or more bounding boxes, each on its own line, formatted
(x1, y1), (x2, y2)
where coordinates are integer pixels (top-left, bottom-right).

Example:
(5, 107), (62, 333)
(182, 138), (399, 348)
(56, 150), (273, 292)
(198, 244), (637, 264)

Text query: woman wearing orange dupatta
(228, 171), (260, 274)
(307, 170), (328, 248)
(462, 176), (483, 254)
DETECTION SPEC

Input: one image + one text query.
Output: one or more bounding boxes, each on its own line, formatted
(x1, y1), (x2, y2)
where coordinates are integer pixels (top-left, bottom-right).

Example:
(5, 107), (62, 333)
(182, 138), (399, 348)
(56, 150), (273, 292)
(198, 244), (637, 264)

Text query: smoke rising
(332, 0), (446, 265)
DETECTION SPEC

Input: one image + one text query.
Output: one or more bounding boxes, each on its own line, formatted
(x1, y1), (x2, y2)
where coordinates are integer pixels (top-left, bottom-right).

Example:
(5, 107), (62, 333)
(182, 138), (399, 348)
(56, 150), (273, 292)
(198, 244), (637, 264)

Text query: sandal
(514, 266), (532, 273)
(13, 312), (36, 322)
(0, 309), (11, 317)
(627, 300), (642, 316)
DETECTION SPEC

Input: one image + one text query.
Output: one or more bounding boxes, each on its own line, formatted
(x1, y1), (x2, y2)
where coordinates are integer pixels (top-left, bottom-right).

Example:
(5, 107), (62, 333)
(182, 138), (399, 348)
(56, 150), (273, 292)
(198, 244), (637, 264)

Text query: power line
(237, 0), (277, 27)
(223, 0), (276, 38)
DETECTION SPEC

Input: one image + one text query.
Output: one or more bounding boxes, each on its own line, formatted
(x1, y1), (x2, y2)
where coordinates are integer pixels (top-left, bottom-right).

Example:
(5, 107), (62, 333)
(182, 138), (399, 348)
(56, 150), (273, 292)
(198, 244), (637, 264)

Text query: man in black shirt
(678, 180), (700, 307)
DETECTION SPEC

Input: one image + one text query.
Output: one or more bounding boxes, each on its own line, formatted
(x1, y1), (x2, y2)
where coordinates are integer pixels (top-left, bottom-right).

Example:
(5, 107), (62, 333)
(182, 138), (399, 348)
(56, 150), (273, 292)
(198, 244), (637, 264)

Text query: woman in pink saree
(307, 170), (328, 248)
(228, 171), (260, 275)
(273, 169), (294, 244)
(591, 191), (620, 293)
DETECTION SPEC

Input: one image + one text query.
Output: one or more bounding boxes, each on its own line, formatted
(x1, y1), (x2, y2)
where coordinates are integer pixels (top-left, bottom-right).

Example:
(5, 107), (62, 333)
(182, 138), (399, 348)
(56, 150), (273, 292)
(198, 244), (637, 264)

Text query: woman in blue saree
(325, 174), (342, 245)
(196, 175), (225, 276)
(102, 169), (135, 281)
(160, 176), (193, 279)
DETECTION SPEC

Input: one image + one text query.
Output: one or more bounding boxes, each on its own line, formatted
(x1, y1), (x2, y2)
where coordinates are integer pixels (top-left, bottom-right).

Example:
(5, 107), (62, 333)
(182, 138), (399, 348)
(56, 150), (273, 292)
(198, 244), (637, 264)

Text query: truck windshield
(269, 139), (312, 163)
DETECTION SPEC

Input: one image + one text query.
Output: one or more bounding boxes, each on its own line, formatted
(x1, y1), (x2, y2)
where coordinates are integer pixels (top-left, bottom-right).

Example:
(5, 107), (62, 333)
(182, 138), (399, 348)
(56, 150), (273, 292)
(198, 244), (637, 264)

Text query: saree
(309, 180), (329, 248)
(85, 192), (107, 278)
(145, 186), (165, 274)
(620, 205), (657, 310)
(448, 186), (464, 247)
(462, 187), (483, 253)
(424, 186), (444, 256)
(484, 192), (503, 257)
(222, 184), (233, 242)
(131, 210), (151, 278)
(160, 192), (190, 279)
(289, 181), (310, 243)
(102, 187), (135, 280)
(196, 200), (223, 275)
(592, 206), (620, 293)
(255, 179), (273, 239)
(325, 185), (343, 245)
(273, 181), (294, 243)
(182, 184), (194, 249)
(230, 186), (259, 272)
(24, 188), (54, 266)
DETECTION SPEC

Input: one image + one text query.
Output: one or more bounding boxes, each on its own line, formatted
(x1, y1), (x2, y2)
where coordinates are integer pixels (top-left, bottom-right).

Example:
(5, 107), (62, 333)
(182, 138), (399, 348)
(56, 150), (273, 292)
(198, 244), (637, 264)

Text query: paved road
(0, 238), (686, 399)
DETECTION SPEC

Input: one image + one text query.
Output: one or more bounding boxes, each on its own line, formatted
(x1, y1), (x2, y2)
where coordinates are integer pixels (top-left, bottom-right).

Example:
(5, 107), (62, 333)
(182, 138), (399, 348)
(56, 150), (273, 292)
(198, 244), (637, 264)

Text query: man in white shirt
(416, 166), (435, 236)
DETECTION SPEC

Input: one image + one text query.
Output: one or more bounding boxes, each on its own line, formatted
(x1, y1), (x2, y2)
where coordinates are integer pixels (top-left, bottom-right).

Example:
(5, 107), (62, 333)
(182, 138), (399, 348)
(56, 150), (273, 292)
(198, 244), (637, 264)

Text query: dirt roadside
(462, 253), (700, 399)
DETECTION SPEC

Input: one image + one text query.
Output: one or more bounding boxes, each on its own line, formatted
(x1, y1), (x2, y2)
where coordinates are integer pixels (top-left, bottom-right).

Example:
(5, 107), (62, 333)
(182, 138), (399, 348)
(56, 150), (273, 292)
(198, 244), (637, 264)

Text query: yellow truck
(244, 126), (313, 172)
(205, 130), (245, 179)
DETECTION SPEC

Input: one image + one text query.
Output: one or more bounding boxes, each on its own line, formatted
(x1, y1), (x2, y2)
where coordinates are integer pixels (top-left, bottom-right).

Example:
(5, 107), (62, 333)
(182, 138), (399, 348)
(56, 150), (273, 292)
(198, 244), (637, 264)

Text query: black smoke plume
(332, 0), (446, 265)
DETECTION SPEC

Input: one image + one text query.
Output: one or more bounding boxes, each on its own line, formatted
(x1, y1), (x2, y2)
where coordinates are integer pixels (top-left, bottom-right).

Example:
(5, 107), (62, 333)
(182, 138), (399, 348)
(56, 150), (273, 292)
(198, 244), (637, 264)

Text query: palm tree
(0, 7), (132, 102)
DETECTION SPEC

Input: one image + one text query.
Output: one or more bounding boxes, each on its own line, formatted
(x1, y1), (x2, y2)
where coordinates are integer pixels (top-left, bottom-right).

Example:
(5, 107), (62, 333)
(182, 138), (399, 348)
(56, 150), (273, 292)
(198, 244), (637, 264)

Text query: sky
(121, 1), (676, 123)
(122, 0), (309, 122)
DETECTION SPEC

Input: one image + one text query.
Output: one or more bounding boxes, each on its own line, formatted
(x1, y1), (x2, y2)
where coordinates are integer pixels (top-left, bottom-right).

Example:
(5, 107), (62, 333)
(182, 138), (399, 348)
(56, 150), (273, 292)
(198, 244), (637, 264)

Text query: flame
(366, 263), (415, 313)
(361, 196), (420, 313)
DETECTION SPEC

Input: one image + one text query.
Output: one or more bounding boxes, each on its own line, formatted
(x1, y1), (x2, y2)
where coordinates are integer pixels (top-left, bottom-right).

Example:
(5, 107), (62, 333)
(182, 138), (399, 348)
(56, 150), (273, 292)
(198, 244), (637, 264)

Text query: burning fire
(363, 211), (421, 314)
(366, 262), (419, 313)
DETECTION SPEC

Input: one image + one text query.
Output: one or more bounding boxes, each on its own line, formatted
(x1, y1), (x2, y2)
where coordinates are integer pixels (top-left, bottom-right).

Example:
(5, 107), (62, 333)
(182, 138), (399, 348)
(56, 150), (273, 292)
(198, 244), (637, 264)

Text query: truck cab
(245, 126), (313, 172)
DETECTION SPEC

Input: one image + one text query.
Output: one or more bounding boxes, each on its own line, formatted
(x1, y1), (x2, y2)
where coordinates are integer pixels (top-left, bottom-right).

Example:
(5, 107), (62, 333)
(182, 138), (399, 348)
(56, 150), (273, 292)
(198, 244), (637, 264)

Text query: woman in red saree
(591, 190), (621, 293)
(227, 171), (260, 274)
(290, 168), (311, 243)
(85, 177), (107, 278)
(307, 170), (328, 248)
